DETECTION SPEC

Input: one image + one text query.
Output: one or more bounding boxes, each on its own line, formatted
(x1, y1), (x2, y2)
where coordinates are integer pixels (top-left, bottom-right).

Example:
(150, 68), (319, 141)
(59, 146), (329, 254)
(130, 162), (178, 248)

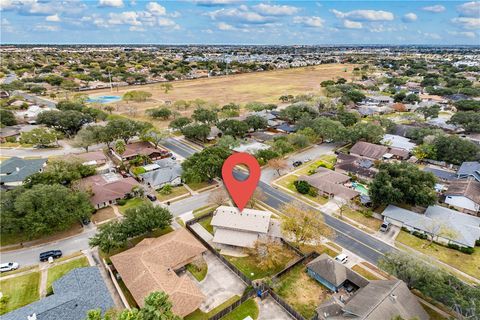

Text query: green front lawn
(118, 198), (148, 214)
(46, 257), (89, 295)
(224, 246), (297, 280)
(185, 295), (240, 320)
(221, 299), (259, 320)
(341, 208), (383, 232)
(187, 181), (217, 192)
(273, 264), (330, 319)
(0, 272), (40, 314)
(274, 175), (329, 205)
(199, 216), (214, 234)
(156, 185), (190, 202)
(396, 231), (480, 280)
(351, 265), (381, 280)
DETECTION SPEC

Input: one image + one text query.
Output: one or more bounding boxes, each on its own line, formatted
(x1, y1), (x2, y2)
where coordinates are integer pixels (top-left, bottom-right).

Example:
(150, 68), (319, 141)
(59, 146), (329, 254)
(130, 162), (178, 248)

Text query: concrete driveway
(194, 251), (246, 312)
(374, 225), (401, 245)
(257, 297), (293, 320)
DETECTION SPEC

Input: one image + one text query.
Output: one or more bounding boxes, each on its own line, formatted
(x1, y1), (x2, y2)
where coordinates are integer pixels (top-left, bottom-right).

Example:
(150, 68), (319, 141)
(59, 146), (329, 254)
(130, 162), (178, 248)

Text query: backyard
(185, 295), (240, 320)
(46, 257), (90, 294)
(222, 299), (259, 320)
(396, 231), (480, 279)
(273, 264), (330, 319)
(0, 272), (40, 315)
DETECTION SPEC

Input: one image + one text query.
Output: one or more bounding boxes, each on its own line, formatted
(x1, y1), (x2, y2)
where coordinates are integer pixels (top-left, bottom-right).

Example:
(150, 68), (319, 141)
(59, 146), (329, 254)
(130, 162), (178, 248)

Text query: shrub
(307, 187), (318, 197)
(131, 167), (146, 176)
(117, 199), (127, 206)
(294, 180), (311, 194)
(460, 247), (474, 254)
(160, 184), (173, 195)
(476, 239), (480, 247)
(412, 231), (428, 240)
(361, 210), (373, 218)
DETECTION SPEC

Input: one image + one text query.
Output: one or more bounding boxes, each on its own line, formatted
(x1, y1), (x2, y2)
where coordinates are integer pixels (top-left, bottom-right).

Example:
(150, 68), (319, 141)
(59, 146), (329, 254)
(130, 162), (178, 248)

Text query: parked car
(39, 250), (62, 262)
(335, 253), (348, 264)
(292, 161), (303, 167)
(82, 217), (91, 225)
(380, 221), (391, 232)
(146, 194), (157, 201)
(0, 262), (19, 273)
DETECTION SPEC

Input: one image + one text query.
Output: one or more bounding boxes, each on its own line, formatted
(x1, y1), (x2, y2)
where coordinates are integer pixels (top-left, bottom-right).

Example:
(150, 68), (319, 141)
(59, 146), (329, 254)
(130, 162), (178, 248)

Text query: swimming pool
(352, 182), (369, 195)
(86, 95), (121, 104)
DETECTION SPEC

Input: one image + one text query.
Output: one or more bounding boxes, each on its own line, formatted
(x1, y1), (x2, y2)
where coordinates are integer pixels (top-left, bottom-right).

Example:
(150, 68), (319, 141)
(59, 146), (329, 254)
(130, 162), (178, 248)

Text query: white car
(0, 262), (19, 273)
(335, 254), (348, 264)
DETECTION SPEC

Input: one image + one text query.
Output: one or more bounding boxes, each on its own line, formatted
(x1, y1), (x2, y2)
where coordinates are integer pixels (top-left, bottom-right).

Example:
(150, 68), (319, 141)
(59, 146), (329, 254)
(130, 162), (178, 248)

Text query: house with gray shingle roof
(445, 180), (480, 215)
(138, 158), (182, 189)
(3, 267), (114, 320)
(457, 161), (480, 182)
(0, 157), (47, 188)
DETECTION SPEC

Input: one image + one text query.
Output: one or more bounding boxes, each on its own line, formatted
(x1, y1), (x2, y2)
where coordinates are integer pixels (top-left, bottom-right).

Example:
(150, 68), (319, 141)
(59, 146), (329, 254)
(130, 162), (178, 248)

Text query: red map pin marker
(222, 152), (261, 212)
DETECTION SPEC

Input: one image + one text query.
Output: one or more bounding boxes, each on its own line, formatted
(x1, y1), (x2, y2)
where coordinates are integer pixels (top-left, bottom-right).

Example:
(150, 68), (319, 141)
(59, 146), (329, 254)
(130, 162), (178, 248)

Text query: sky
(0, 0), (479, 45)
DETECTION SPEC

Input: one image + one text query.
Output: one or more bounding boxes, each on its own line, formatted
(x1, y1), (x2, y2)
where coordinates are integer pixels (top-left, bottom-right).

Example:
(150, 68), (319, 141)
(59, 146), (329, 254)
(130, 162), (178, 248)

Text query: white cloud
(195, 0), (240, 7)
(99, 0), (124, 8)
(1, 18), (14, 32)
(402, 12), (417, 22)
(129, 25), (145, 31)
(253, 3), (299, 16)
(293, 16), (324, 28)
(217, 22), (235, 30)
(448, 30), (477, 38)
(108, 11), (141, 25)
(457, 1), (480, 17)
(418, 31), (441, 40)
(343, 19), (362, 29)
(331, 9), (394, 21)
(34, 24), (60, 31)
(158, 17), (177, 27)
(146, 2), (166, 16)
(0, 0), (14, 10)
(46, 14), (61, 22)
(422, 5), (446, 13)
(452, 17), (480, 29)
(207, 7), (272, 24)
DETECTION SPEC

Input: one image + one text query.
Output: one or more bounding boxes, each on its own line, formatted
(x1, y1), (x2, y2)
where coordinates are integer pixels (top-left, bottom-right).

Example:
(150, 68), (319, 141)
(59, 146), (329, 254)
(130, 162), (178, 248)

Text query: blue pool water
(87, 95), (121, 104)
(352, 182), (369, 195)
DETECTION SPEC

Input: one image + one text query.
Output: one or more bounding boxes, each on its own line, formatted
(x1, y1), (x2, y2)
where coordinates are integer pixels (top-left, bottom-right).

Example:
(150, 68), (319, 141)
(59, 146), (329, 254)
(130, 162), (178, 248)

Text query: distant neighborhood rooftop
(0, 156), (47, 185)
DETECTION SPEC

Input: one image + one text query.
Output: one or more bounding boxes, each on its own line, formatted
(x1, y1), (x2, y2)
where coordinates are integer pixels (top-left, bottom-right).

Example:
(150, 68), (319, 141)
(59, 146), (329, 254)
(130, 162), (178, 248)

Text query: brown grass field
(83, 63), (355, 126)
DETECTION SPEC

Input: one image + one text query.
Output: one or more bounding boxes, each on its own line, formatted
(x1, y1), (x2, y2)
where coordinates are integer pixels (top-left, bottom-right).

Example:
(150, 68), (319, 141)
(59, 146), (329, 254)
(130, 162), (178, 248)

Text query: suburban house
(248, 131), (284, 143)
(309, 254), (428, 320)
(3, 267), (114, 320)
(210, 206), (282, 248)
(0, 157), (47, 188)
(110, 228), (207, 317)
(273, 123), (297, 133)
(207, 126), (222, 141)
(381, 134), (416, 152)
(445, 180), (480, 215)
(349, 141), (388, 160)
(381, 205), (480, 248)
(335, 153), (377, 181)
(138, 158), (182, 189)
(298, 167), (359, 201)
(233, 141), (271, 154)
(69, 151), (111, 173)
(457, 161), (480, 182)
(0, 126), (21, 142)
(423, 166), (457, 182)
(111, 141), (171, 162)
(77, 173), (140, 209)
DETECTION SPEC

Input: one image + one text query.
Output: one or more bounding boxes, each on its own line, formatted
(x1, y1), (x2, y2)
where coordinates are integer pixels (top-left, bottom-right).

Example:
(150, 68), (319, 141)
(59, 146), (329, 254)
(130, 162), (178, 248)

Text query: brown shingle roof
(299, 169), (359, 200)
(110, 228), (207, 317)
(121, 141), (167, 159)
(350, 141), (388, 160)
(78, 175), (140, 206)
(446, 180), (480, 204)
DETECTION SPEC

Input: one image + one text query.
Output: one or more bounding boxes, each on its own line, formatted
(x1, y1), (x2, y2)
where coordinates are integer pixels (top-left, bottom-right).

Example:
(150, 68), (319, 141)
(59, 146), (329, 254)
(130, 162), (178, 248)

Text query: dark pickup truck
(39, 250), (63, 262)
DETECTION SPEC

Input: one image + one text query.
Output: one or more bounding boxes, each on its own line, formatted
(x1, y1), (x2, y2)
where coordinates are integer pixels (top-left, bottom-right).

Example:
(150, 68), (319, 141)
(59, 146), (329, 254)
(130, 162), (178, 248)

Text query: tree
(454, 100), (480, 112)
(25, 159), (96, 187)
(208, 189), (229, 206)
(147, 107), (172, 120)
(369, 162), (437, 207)
(412, 143), (436, 160)
(293, 180), (311, 194)
(0, 109), (16, 126)
(106, 118), (151, 144)
(280, 103), (317, 122)
(192, 108), (217, 124)
(336, 111), (359, 127)
(393, 91), (406, 103)
(349, 122), (384, 144)
(344, 90), (365, 103)
(417, 105), (440, 121)
(297, 127), (318, 143)
(103, 105), (115, 114)
(320, 80), (335, 87)
(244, 115), (268, 131)
(217, 119), (248, 138)
(115, 140), (126, 156)
(73, 126), (98, 151)
(254, 149), (279, 165)
(404, 93), (420, 104)
(216, 135), (240, 149)
(169, 117), (191, 130)
(160, 83), (173, 93)
(122, 90), (152, 103)
(20, 127), (59, 147)
(272, 139), (294, 155)
(268, 158), (288, 176)
(37, 110), (93, 137)
(423, 220), (458, 246)
(311, 117), (346, 143)
(1, 184), (93, 238)
(140, 128), (168, 148)
(448, 111), (480, 133)
(245, 239), (292, 271)
(280, 203), (333, 245)
(288, 133), (309, 149)
(432, 135), (480, 165)
(181, 123), (210, 142)
(181, 146), (231, 183)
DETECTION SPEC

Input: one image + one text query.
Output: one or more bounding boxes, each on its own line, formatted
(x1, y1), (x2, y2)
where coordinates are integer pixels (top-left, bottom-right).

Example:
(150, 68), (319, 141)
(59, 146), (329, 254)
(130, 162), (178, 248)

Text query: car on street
(0, 262), (19, 273)
(292, 161), (303, 167)
(39, 250), (62, 262)
(379, 221), (391, 232)
(147, 194), (157, 201)
(335, 253), (348, 264)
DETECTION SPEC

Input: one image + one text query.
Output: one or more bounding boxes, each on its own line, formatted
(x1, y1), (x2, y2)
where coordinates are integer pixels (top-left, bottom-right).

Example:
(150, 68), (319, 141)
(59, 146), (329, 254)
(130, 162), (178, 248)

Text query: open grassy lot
(118, 197), (148, 214)
(224, 245), (298, 280)
(156, 185), (190, 202)
(298, 244), (340, 258)
(92, 206), (117, 224)
(396, 231), (480, 279)
(222, 299), (259, 320)
(340, 208), (382, 232)
(351, 265), (381, 280)
(185, 295), (240, 320)
(46, 257), (89, 295)
(1, 223), (83, 248)
(85, 64), (355, 117)
(0, 272), (40, 314)
(273, 264), (330, 319)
